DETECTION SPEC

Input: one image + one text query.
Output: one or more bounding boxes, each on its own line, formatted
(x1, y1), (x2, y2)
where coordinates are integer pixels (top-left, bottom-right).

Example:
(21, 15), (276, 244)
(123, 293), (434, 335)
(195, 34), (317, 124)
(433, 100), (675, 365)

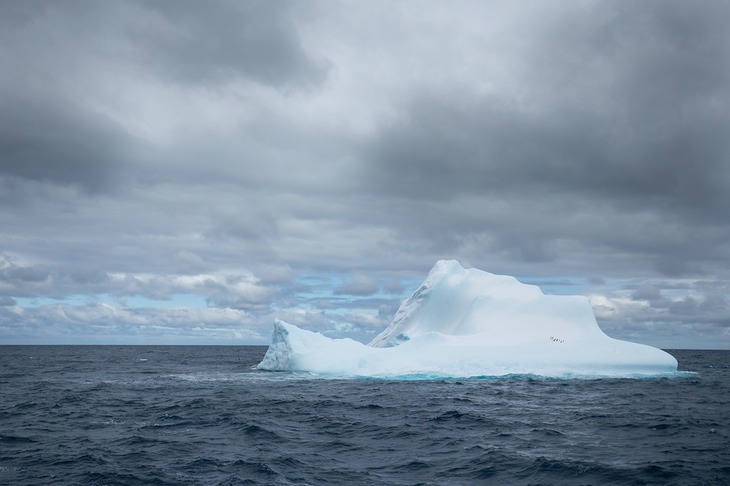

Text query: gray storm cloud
(0, 0), (728, 346)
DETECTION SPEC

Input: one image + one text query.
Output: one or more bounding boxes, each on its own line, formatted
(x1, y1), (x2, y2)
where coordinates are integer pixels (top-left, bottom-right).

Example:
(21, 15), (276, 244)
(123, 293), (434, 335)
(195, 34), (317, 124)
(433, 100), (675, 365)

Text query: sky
(1, 0), (729, 349)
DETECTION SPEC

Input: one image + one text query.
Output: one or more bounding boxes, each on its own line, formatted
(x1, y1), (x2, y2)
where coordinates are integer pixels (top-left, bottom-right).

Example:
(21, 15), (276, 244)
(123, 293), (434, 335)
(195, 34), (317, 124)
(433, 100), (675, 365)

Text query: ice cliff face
(257, 260), (678, 378)
(369, 260), (600, 348)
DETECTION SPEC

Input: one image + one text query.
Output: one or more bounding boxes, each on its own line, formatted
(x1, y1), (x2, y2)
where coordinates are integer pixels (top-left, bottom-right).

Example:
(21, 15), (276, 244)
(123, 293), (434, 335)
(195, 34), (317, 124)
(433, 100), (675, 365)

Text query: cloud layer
(1, 1), (729, 347)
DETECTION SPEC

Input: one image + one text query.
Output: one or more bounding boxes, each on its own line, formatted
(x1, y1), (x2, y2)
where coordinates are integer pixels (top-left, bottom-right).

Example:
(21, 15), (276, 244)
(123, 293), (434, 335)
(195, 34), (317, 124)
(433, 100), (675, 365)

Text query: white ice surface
(257, 260), (678, 378)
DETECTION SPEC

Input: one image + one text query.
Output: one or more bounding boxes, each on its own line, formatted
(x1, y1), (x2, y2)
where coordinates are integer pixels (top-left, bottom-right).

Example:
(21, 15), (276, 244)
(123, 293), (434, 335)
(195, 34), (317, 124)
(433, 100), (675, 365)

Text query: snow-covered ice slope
(257, 260), (678, 377)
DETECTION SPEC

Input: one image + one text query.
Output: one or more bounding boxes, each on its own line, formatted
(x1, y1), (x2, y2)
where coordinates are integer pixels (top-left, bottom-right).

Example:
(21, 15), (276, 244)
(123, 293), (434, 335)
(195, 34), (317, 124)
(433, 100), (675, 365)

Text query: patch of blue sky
(13, 295), (114, 307)
(14, 293), (210, 309)
(517, 276), (590, 295)
(296, 272), (419, 295)
(119, 294), (210, 309)
(262, 271), (415, 319)
(289, 274), (415, 314)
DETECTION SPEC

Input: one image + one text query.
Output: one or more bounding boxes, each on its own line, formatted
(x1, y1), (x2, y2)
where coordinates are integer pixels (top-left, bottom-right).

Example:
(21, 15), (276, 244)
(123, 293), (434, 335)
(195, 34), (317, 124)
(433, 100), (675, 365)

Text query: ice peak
(368, 260), (546, 347)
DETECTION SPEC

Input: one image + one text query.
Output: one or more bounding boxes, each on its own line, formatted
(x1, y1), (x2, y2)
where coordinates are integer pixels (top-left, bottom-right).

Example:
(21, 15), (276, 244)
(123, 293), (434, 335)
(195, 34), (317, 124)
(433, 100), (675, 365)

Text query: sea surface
(0, 346), (728, 485)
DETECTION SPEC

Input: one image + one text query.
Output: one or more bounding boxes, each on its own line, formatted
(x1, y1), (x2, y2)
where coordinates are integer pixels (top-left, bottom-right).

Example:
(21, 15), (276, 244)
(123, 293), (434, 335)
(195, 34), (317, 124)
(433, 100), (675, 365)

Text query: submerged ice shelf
(257, 260), (678, 378)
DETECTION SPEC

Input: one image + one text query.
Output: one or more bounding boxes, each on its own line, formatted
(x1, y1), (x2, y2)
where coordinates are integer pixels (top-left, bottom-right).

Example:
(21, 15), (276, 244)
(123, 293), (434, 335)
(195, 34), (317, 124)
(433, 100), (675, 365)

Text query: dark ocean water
(0, 346), (728, 485)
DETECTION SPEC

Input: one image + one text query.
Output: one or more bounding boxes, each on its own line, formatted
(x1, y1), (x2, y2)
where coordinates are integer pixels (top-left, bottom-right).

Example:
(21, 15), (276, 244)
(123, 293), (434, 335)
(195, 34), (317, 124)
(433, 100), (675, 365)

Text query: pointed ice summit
(258, 260), (678, 378)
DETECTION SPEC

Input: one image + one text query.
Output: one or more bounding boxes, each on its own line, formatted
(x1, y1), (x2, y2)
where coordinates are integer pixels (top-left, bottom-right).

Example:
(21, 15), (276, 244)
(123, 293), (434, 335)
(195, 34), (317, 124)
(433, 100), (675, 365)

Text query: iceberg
(258, 260), (678, 378)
